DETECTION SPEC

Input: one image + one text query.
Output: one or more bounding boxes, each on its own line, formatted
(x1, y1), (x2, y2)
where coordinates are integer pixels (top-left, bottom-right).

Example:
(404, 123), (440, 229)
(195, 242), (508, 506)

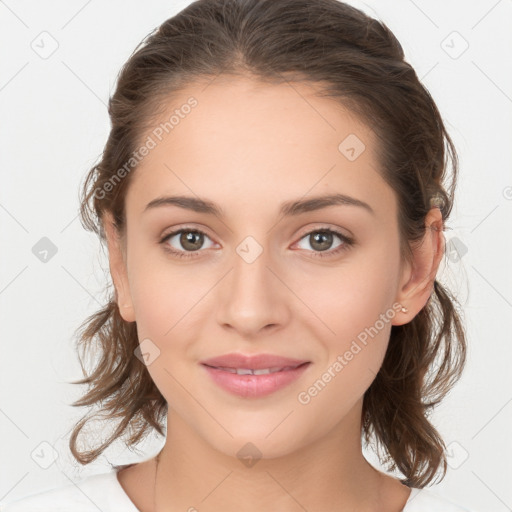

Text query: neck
(152, 409), (406, 512)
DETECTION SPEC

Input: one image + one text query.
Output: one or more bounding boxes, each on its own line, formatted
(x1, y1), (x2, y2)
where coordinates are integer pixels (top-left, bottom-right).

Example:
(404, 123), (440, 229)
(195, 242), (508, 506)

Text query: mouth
(200, 361), (312, 398)
(200, 352), (310, 370)
(202, 362), (309, 375)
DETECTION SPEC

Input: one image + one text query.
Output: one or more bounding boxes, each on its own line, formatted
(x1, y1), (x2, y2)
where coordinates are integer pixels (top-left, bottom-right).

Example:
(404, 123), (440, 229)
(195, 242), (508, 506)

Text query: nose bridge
(232, 234), (276, 303)
(233, 235), (271, 296)
(216, 234), (287, 333)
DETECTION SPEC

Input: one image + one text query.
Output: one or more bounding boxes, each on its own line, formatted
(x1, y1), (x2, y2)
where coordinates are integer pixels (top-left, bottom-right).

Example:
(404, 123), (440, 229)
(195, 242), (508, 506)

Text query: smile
(201, 362), (311, 398)
(205, 364), (304, 375)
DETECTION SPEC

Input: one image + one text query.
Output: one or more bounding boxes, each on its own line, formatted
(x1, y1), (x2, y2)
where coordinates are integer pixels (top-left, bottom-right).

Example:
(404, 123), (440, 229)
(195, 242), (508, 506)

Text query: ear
(103, 211), (136, 323)
(392, 207), (445, 326)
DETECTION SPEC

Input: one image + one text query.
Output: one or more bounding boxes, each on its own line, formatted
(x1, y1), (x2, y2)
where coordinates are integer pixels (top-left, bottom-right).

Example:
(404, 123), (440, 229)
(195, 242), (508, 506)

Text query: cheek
(294, 249), (400, 380)
(299, 253), (399, 335)
(293, 275), (396, 430)
(126, 244), (185, 339)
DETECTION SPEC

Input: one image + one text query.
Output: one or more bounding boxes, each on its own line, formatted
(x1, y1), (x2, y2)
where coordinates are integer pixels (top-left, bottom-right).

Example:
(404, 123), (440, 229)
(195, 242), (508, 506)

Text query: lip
(200, 353), (310, 370)
(200, 353), (311, 398)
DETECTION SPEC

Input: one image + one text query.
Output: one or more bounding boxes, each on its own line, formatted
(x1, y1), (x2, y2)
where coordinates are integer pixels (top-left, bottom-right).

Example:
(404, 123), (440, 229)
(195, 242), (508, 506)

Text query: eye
(294, 227), (354, 259)
(159, 227), (216, 259)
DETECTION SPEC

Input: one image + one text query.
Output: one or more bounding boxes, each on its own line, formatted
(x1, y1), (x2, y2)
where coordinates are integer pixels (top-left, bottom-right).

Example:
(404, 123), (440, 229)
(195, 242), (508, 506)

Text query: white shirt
(0, 470), (476, 511)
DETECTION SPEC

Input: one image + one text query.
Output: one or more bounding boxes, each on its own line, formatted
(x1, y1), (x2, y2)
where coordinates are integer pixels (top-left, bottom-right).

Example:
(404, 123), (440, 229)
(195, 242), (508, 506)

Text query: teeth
(252, 368), (272, 375)
(213, 365), (300, 375)
(238, 368), (257, 375)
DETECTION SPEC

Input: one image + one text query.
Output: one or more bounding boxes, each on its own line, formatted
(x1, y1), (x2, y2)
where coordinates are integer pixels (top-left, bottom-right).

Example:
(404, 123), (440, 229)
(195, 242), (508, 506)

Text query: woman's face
(107, 76), (416, 459)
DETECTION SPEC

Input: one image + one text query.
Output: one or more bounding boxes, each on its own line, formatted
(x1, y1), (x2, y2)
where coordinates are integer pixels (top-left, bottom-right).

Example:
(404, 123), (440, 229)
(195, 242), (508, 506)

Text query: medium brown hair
(69, 0), (467, 488)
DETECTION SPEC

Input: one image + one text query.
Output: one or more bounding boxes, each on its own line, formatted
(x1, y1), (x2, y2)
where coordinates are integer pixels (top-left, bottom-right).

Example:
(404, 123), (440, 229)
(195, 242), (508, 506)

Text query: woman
(1, 0), (473, 510)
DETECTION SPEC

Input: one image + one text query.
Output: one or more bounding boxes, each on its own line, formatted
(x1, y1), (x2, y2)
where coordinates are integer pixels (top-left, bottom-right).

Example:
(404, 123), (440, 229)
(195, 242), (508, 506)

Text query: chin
(204, 429), (304, 462)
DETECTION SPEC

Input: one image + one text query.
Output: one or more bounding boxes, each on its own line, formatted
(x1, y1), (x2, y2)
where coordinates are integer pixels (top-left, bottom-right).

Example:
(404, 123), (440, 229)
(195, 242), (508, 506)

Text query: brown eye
(160, 228), (215, 259)
(178, 231), (204, 251)
(295, 228), (354, 259)
(309, 231), (335, 252)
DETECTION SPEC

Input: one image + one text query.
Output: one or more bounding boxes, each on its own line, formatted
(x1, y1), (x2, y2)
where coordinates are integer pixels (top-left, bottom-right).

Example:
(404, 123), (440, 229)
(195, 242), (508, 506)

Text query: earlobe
(102, 212), (136, 323)
(392, 207), (444, 326)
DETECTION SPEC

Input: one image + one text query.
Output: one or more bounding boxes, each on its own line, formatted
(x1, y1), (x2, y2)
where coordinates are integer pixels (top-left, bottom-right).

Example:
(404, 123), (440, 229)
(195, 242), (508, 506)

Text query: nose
(215, 241), (291, 338)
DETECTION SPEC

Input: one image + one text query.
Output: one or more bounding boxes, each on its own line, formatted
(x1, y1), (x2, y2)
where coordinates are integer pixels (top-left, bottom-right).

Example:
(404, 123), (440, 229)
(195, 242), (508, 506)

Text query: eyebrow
(143, 193), (375, 217)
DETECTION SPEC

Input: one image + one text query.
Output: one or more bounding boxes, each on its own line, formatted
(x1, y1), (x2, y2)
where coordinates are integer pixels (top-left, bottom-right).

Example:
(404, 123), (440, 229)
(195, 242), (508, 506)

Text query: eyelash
(159, 226), (355, 261)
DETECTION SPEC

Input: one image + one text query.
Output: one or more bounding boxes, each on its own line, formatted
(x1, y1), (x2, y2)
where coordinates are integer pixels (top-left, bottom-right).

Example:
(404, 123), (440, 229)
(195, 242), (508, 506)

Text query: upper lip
(201, 353), (310, 370)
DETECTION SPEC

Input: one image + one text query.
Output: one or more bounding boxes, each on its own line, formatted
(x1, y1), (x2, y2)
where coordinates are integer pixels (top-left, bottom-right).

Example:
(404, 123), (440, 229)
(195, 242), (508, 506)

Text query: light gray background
(1, 1), (511, 510)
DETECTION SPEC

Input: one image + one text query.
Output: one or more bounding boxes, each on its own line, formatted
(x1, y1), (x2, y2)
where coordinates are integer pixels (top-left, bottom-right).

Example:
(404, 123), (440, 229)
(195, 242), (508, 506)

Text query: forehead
(126, 76), (394, 219)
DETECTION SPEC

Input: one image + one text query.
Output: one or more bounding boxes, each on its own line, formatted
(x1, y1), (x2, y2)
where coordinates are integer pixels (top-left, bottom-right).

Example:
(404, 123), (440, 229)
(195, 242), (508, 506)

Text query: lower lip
(201, 362), (311, 398)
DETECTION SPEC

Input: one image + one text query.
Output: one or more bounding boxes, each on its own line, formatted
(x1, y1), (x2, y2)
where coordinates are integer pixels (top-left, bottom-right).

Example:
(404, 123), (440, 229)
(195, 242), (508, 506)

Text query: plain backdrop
(1, 1), (511, 510)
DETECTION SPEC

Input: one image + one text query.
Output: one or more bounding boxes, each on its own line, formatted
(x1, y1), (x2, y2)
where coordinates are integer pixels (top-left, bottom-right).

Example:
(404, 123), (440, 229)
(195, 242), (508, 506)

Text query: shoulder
(0, 470), (137, 512)
(403, 487), (477, 512)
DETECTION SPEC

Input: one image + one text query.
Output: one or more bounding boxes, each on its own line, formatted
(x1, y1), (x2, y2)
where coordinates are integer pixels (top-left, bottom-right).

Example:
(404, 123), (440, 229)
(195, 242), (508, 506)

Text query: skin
(104, 75), (444, 512)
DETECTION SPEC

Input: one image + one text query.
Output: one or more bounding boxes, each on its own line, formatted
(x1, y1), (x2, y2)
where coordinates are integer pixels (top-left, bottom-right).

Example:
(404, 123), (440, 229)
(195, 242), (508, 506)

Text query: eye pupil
(181, 231), (203, 250)
(311, 231), (333, 251)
